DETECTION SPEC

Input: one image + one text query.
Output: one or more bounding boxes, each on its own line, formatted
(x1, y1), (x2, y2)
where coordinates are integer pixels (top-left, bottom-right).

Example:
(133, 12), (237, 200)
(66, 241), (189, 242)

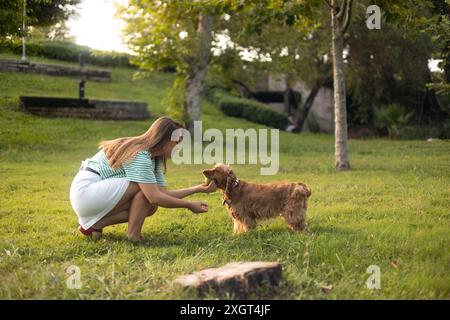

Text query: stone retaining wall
(20, 96), (150, 120)
(0, 59), (111, 82)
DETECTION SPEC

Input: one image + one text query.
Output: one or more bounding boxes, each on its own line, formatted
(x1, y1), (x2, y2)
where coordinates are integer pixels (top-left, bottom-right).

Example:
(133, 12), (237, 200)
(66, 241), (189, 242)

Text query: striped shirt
(82, 149), (166, 186)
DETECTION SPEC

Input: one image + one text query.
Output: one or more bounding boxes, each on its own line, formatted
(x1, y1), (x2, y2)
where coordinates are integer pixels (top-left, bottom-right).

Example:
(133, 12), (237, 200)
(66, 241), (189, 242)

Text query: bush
(88, 50), (132, 68)
(0, 38), (43, 56)
(373, 103), (415, 138)
(0, 39), (133, 68)
(306, 113), (321, 133)
(396, 122), (450, 140)
(207, 89), (289, 129)
(39, 41), (90, 61)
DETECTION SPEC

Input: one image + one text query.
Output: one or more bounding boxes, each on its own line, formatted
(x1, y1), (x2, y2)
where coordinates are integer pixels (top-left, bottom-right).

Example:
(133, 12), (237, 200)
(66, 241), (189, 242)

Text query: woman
(69, 116), (217, 241)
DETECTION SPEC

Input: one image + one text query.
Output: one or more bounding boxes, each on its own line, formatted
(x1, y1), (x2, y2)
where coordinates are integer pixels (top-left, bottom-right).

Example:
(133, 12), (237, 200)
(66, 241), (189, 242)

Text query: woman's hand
(189, 201), (209, 214)
(197, 180), (218, 193)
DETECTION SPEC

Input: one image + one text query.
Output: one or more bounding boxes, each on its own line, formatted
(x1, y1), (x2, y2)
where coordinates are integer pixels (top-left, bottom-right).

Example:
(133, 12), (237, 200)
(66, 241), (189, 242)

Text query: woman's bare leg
(91, 182), (140, 230)
(127, 191), (157, 240)
(94, 204), (158, 230)
(92, 210), (129, 229)
(91, 182), (158, 240)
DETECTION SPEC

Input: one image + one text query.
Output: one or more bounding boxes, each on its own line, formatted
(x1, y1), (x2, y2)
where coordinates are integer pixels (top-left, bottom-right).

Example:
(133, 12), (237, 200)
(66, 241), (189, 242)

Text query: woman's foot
(127, 234), (144, 242)
(79, 225), (103, 240)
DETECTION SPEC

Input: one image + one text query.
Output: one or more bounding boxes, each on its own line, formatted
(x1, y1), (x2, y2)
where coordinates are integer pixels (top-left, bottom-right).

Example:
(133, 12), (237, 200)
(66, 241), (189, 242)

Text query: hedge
(0, 39), (133, 68)
(207, 88), (289, 130)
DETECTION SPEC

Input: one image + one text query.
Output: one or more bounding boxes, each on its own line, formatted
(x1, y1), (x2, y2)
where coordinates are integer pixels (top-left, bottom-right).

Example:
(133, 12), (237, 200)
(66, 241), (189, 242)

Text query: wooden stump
(174, 261), (282, 298)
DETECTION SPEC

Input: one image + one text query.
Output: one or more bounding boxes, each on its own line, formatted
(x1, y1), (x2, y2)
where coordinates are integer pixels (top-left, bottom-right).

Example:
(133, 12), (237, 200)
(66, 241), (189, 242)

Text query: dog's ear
(224, 174), (233, 196)
(298, 183), (311, 198)
(224, 169), (237, 195)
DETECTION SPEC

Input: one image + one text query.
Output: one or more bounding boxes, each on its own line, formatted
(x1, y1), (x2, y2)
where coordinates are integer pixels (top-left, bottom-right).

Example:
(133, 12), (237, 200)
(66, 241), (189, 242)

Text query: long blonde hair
(100, 116), (185, 172)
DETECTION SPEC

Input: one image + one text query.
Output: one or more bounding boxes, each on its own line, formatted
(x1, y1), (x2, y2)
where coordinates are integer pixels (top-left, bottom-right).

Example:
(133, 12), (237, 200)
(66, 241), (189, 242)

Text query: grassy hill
(0, 53), (449, 299)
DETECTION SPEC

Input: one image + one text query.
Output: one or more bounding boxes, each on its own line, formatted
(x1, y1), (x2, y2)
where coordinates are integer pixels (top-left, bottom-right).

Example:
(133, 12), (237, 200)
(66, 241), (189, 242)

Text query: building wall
(263, 74), (335, 134)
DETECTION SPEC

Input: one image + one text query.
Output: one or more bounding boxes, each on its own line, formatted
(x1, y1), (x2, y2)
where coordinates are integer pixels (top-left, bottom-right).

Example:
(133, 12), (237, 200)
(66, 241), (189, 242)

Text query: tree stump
(174, 261), (282, 298)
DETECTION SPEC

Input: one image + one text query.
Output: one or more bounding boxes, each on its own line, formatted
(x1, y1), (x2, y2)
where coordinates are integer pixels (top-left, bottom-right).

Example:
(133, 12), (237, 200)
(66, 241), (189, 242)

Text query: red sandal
(79, 225), (103, 238)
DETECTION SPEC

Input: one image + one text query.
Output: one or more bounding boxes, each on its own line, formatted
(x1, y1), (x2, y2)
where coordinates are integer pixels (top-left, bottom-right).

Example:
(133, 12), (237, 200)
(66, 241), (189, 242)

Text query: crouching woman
(69, 116), (217, 241)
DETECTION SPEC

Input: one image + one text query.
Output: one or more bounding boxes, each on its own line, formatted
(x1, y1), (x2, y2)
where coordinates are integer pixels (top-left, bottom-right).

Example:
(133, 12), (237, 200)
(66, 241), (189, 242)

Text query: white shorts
(69, 170), (130, 229)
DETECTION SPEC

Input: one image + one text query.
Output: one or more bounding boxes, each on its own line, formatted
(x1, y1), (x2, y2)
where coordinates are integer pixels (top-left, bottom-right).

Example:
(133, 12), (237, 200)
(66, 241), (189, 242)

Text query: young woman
(69, 116), (217, 241)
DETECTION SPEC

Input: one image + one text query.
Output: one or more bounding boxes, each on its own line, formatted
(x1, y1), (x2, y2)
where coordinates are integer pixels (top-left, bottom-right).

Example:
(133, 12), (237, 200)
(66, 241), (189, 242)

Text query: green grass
(0, 55), (449, 299)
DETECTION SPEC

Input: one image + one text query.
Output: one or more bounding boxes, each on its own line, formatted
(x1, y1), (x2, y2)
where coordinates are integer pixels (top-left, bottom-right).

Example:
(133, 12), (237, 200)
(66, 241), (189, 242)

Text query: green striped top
(83, 149), (166, 186)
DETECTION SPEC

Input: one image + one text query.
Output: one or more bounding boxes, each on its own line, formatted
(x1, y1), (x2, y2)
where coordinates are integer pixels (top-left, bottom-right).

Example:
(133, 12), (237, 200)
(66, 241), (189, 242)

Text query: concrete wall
(263, 74), (335, 134)
(291, 80), (335, 134)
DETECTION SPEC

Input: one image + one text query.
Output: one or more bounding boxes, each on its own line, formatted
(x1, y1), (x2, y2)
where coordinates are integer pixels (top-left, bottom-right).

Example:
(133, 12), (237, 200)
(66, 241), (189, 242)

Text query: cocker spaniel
(203, 163), (311, 234)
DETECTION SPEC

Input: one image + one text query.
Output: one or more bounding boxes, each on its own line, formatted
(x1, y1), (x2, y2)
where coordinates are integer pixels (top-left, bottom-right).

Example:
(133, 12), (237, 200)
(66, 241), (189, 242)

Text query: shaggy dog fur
(203, 163), (311, 234)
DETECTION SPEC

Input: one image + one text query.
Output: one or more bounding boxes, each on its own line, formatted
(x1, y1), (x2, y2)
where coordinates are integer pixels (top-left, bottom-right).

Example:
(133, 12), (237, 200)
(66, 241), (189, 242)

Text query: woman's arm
(138, 183), (208, 213)
(158, 181), (217, 199)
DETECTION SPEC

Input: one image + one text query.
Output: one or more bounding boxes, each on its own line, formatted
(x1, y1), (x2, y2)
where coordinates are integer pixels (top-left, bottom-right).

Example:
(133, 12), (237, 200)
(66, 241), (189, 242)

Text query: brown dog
(203, 163), (311, 234)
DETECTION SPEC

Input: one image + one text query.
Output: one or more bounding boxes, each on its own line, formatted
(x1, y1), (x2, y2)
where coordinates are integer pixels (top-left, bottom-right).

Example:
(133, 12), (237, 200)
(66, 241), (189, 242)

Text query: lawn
(0, 54), (449, 299)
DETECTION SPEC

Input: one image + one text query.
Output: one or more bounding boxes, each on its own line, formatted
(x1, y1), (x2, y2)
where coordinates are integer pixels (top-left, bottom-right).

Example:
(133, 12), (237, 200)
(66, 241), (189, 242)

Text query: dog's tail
(297, 182), (311, 198)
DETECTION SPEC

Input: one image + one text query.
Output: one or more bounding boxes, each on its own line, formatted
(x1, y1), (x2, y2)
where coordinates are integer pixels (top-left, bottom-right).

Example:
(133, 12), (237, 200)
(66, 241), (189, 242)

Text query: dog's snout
(203, 169), (213, 177)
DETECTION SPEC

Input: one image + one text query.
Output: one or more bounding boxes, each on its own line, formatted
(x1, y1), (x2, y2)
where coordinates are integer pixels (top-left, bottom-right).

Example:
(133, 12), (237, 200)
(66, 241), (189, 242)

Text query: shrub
(0, 38), (42, 56)
(89, 50), (132, 68)
(207, 89), (289, 129)
(306, 113), (321, 133)
(373, 103), (414, 138)
(39, 40), (90, 62)
(396, 122), (450, 140)
(0, 39), (133, 68)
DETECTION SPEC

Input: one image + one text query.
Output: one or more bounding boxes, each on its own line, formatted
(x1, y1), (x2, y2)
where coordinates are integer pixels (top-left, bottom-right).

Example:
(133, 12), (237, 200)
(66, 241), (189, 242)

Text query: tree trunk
(283, 74), (291, 114)
(232, 79), (255, 99)
(331, 0), (350, 170)
(185, 13), (213, 133)
(293, 82), (322, 133)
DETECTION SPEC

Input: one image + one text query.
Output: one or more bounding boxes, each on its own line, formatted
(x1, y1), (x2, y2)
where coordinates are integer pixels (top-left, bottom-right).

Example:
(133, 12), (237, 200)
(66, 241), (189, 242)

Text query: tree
(327, 0), (353, 170)
(0, 0), (81, 38)
(28, 21), (75, 41)
(118, 1), (237, 132)
(423, 0), (450, 96)
(368, 0), (450, 119)
(184, 13), (213, 129)
(345, 12), (439, 126)
(211, 0), (352, 169)
(211, 15), (332, 132)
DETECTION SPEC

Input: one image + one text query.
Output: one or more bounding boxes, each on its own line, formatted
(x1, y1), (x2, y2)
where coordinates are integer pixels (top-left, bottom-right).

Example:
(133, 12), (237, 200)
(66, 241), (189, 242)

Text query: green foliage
(306, 113), (321, 133)
(89, 50), (133, 68)
(208, 89), (289, 129)
(373, 104), (415, 138)
(0, 52), (173, 116)
(346, 4), (437, 126)
(396, 123), (450, 140)
(117, 0), (199, 74)
(0, 54), (450, 299)
(370, 0), (450, 95)
(0, 39), (133, 68)
(0, 0), (81, 38)
(0, 38), (43, 56)
(164, 75), (188, 122)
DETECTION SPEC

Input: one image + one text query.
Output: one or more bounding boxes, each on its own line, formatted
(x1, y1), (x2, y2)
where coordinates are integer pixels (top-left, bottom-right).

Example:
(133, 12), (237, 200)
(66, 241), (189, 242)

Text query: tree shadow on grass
(96, 220), (365, 248)
(102, 229), (227, 248)
(309, 223), (375, 239)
